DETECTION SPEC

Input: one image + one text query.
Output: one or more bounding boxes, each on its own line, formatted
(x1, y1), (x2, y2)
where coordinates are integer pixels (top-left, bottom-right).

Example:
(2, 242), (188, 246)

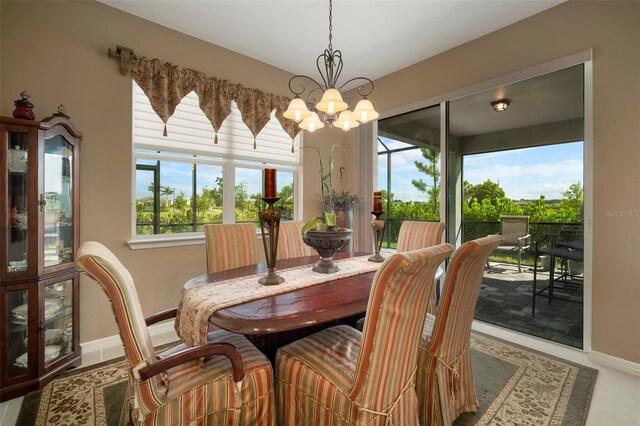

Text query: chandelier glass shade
(284, 0), (378, 132)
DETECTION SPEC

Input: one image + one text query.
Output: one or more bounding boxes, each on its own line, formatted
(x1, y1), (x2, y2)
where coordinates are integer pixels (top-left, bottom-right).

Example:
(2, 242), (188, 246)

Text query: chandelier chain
(328, 0), (333, 52)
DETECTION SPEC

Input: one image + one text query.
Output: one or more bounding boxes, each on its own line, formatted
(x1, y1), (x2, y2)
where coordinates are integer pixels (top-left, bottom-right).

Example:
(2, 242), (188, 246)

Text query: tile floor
(1, 323), (639, 425)
(476, 262), (583, 348)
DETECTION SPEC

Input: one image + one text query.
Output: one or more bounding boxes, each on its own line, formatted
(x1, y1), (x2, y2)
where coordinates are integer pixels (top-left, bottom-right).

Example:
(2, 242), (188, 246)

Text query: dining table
(182, 252), (376, 336)
(181, 252), (445, 336)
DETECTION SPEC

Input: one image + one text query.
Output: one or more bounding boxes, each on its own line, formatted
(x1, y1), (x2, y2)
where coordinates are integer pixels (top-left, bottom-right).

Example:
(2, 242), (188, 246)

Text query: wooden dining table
(183, 252), (378, 336)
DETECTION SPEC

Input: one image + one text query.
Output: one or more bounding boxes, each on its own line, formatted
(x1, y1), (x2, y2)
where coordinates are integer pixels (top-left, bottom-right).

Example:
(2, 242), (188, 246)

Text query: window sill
(127, 233), (206, 250)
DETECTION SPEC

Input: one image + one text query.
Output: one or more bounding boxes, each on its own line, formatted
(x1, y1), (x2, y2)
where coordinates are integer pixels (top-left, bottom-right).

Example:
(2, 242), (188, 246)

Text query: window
(377, 104), (441, 248)
(131, 81), (300, 246)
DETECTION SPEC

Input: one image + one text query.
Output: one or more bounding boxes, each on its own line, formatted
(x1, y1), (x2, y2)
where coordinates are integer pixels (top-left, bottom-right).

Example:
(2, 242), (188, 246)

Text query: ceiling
(99, 0), (565, 81)
(379, 64), (584, 142)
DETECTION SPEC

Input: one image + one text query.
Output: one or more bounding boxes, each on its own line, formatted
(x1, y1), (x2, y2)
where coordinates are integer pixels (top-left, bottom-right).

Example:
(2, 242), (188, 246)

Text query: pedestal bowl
(302, 229), (352, 273)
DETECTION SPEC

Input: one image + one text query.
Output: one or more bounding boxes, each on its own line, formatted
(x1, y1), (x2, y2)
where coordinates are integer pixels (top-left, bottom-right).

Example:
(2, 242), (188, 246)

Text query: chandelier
(284, 0), (379, 132)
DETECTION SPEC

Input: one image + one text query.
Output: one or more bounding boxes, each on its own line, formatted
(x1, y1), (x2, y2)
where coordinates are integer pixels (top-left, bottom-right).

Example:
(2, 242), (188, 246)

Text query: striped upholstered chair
(417, 234), (504, 426)
(76, 241), (275, 425)
(276, 243), (454, 425)
(204, 223), (263, 274)
(397, 220), (446, 252)
(355, 220), (446, 332)
(276, 220), (314, 260)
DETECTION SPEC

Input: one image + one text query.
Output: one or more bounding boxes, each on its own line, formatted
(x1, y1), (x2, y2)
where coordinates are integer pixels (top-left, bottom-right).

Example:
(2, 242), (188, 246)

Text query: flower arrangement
(301, 145), (353, 234)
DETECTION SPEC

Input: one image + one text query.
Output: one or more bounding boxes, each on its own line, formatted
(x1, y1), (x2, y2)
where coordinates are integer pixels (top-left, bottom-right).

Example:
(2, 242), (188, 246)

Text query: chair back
(204, 223), (262, 273)
(397, 221), (446, 252)
(351, 244), (454, 407)
(277, 220), (314, 260)
(500, 215), (529, 245)
(427, 235), (504, 361)
(75, 241), (157, 374)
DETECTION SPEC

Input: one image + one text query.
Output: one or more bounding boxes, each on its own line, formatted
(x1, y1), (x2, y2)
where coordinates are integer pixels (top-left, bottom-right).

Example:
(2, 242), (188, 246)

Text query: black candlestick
(258, 197), (285, 285)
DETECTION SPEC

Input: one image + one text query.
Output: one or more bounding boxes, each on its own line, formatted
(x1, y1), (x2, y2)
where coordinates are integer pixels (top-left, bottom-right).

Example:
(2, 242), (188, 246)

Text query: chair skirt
(416, 316), (478, 426)
(276, 325), (419, 426)
(136, 330), (275, 425)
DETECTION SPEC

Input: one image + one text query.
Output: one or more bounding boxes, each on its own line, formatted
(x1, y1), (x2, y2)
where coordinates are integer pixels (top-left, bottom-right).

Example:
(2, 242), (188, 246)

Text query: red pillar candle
(373, 191), (382, 212)
(264, 168), (277, 198)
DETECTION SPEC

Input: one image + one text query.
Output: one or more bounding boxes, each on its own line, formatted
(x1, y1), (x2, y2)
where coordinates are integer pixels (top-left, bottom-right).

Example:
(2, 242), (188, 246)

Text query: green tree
(465, 179), (505, 204)
(411, 148), (440, 215)
(557, 182), (584, 222)
(174, 191), (188, 213)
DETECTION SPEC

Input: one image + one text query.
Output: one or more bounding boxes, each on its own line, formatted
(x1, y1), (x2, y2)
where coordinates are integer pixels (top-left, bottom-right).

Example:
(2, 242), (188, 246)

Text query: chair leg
(517, 250), (522, 273)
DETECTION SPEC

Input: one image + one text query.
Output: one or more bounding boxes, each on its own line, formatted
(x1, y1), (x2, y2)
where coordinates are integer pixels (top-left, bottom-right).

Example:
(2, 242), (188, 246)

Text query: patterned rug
(17, 333), (597, 425)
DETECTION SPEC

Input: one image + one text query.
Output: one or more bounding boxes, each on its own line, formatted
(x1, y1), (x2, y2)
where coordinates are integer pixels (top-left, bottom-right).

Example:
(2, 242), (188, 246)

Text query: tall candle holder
(368, 211), (386, 262)
(258, 197), (285, 285)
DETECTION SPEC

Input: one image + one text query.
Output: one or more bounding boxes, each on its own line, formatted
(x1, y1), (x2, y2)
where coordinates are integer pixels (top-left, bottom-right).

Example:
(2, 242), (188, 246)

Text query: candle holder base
(259, 269), (285, 286)
(368, 210), (386, 263)
(259, 196), (284, 285)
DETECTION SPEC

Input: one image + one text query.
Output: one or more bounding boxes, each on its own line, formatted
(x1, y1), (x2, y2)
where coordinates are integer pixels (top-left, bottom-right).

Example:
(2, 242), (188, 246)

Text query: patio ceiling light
(491, 99), (510, 112)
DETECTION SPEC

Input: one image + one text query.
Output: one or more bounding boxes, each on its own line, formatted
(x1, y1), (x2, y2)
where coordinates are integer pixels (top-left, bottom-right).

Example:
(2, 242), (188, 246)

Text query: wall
(2, 0), (638, 363)
(0, 0), (332, 342)
(362, 0), (640, 362)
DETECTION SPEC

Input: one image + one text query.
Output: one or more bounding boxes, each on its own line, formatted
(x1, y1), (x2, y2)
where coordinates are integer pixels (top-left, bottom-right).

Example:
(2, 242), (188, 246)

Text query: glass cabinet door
(3, 285), (35, 381)
(43, 279), (73, 368)
(6, 131), (29, 275)
(43, 135), (74, 268)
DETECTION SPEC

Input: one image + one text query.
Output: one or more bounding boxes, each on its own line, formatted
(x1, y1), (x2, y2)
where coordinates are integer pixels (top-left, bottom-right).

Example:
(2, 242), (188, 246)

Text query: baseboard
(80, 321), (176, 354)
(589, 351), (640, 376)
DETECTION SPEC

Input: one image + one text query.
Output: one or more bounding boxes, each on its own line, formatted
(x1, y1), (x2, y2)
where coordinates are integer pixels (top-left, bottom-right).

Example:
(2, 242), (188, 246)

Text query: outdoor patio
(474, 261), (584, 349)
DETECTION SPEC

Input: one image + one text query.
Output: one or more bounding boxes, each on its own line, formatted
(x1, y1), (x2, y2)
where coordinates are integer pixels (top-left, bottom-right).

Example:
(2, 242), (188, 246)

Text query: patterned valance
(114, 50), (300, 148)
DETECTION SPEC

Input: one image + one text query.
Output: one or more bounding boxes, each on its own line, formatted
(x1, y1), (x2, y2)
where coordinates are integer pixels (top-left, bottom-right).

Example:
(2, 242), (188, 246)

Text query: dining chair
(276, 220), (314, 260)
(417, 234), (504, 426)
(76, 241), (275, 425)
(275, 243), (454, 425)
(397, 220), (446, 252)
(356, 220), (447, 331)
(204, 222), (263, 274)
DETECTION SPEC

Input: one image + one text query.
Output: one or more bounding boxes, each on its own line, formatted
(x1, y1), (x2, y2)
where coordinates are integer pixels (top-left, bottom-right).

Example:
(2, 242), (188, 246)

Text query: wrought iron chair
(275, 243), (454, 425)
(417, 235), (504, 425)
(204, 222), (263, 274)
(490, 215), (531, 272)
(76, 241), (275, 425)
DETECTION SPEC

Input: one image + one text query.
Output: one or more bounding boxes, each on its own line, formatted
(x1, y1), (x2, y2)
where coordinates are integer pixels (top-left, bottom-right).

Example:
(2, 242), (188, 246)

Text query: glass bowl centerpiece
(301, 145), (352, 273)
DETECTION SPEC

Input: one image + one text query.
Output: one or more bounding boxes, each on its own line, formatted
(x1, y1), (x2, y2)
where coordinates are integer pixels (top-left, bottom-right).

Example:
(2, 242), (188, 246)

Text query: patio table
(532, 243), (583, 316)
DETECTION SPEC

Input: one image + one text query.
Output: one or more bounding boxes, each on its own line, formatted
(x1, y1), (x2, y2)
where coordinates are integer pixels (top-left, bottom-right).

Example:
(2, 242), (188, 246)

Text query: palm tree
(160, 186), (175, 211)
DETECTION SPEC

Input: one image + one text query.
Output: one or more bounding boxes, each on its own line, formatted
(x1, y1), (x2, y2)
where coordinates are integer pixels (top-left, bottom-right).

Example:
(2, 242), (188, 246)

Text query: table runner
(176, 256), (381, 346)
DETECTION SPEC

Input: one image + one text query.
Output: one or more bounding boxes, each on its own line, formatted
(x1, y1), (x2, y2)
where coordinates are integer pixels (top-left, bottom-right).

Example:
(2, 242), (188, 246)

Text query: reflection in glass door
(43, 135), (74, 267)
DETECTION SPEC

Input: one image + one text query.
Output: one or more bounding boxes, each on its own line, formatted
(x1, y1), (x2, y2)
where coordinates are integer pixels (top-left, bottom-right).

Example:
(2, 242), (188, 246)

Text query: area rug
(17, 333), (597, 425)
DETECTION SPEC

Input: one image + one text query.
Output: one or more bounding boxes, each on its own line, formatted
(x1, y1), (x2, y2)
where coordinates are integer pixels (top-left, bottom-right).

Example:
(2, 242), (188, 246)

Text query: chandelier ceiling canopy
(284, 0), (379, 132)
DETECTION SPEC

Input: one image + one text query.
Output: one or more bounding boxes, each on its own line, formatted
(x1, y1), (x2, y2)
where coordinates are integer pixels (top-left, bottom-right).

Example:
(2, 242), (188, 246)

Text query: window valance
(110, 46), (300, 148)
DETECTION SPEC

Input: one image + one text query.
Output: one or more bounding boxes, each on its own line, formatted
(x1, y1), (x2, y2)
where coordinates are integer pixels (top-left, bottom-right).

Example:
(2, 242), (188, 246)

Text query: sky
(378, 138), (583, 202)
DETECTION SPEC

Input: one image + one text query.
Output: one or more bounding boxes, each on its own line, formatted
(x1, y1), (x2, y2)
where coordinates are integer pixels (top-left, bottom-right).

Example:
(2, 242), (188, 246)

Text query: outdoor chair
(276, 220), (314, 260)
(204, 222), (263, 274)
(490, 215), (531, 272)
(275, 244), (454, 425)
(76, 241), (275, 425)
(418, 234), (504, 425)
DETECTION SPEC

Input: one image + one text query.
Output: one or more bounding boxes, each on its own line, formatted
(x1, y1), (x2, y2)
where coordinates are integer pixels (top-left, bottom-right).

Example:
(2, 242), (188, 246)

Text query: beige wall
(358, 0), (639, 362)
(0, 0), (312, 343)
(2, 0), (638, 363)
